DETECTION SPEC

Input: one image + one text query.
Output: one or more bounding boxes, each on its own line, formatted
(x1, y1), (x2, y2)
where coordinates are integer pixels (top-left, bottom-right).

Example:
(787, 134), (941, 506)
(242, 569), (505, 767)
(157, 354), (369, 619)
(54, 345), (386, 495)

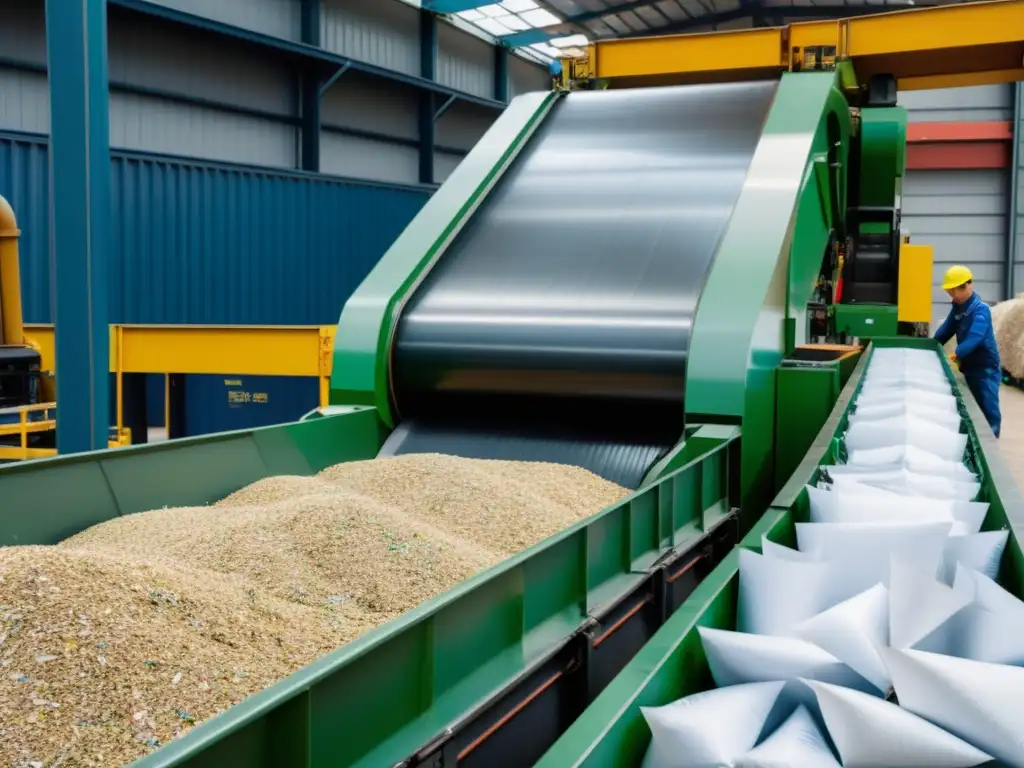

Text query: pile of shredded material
(0, 454), (628, 767)
(991, 294), (1024, 378)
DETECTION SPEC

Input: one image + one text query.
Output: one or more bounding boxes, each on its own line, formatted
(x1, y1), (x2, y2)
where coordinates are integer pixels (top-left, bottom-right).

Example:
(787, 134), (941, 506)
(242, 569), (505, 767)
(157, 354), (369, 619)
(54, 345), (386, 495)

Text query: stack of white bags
(641, 348), (1023, 767)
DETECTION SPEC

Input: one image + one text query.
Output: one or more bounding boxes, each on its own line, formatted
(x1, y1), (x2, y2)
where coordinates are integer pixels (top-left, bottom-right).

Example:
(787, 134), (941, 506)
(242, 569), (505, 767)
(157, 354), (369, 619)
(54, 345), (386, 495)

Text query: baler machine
(7, 0), (1015, 763)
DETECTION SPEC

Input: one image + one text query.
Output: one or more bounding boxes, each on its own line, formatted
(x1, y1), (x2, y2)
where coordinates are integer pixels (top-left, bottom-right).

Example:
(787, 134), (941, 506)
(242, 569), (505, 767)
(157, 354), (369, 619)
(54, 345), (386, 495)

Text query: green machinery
(536, 338), (1024, 767)
(0, 67), (926, 767)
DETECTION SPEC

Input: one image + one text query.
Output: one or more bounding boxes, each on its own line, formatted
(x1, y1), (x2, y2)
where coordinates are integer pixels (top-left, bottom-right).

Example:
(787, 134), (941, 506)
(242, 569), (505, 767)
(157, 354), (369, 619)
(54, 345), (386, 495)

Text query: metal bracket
(319, 62), (351, 97)
(433, 94), (457, 122)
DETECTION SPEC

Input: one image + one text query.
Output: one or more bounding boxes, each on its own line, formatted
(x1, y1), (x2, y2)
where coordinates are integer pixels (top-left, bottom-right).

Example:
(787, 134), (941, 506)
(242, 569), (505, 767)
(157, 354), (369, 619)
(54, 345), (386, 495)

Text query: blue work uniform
(934, 292), (1002, 438)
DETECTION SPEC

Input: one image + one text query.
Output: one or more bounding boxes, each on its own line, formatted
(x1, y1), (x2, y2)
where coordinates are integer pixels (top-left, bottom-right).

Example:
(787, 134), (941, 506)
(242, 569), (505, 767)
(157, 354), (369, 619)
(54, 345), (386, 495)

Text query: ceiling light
(500, 0), (539, 11)
(549, 33), (589, 48)
(496, 14), (531, 30)
(530, 42), (562, 58)
(520, 8), (561, 27)
(475, 16), (513, 35)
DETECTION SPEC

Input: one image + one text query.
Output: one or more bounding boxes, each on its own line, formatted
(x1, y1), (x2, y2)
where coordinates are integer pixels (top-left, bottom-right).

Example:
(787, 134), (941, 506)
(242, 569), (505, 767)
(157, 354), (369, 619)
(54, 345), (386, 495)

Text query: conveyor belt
(383, 81), (778, 488)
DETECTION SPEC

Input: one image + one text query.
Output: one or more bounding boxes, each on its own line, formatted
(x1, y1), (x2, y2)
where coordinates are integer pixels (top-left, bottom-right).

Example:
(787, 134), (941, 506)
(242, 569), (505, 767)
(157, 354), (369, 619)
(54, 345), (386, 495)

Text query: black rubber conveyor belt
(383, 81), (778, 488)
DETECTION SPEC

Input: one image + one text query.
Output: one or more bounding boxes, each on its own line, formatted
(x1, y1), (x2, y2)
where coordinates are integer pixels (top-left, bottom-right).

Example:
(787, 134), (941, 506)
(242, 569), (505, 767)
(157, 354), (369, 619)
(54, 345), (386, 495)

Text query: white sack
(804, 678), (992, 768)
(843, 415), (967, 461)
(930, 564), (1024, 665)
(640, 681), (785, 768)
(854, 388), (959, 413)
(794, 583), (890, 694)
(830, 470), (979, 502)
(736, 705), (840, 768)
(795, 521), (952, 591)
(849, 404), (961, 431)
(884, 648), (1024, 768)
(888, 556), (972, 650)
(806, 487), (986, 534)
(738, 549), (848, 636)
(940, 530), (1008, 584)
(698, 627), (877, 695)
(760, 537), (813, 561)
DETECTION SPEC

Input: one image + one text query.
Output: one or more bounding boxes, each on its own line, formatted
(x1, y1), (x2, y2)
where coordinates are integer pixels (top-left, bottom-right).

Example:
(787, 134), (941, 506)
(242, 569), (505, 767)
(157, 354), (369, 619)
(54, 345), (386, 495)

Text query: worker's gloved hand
(948, 353), (960, 370)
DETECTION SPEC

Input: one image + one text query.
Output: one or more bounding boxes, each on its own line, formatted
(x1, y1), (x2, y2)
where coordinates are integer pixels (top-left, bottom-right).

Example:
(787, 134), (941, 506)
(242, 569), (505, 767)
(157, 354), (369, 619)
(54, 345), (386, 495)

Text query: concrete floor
(999, 385), (1024, 488)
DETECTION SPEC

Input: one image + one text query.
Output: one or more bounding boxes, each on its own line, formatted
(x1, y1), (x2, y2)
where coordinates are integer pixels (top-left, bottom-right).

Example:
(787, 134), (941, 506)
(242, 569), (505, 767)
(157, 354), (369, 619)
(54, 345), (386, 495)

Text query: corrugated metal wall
(0, 131), (429, 325)
(897, 85), (1014, 327)
(0, 0), (547, 181)
(510, 55), (553, 99)
(321, 0), (420, 77)
(0, 1), (299, 168)
(149, 0), (301, 40)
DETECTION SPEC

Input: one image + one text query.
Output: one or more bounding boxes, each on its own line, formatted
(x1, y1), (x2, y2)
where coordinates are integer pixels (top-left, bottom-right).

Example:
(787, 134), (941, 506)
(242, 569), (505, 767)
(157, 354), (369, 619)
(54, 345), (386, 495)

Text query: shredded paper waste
(640, 347), (1021, 768)
(0, 454), (628, 767)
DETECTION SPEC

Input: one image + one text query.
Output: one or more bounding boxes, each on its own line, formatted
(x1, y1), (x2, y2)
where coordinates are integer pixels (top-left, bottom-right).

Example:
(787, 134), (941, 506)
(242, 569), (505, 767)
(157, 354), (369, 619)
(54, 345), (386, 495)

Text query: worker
(548, 58), (563, 89)
(933, 265), (1002, 438)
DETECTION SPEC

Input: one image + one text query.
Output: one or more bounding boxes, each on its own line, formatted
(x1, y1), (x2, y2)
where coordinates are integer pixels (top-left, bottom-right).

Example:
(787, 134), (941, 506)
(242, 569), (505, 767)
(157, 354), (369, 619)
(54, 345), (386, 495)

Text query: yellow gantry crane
(560, 0), (1024, 91)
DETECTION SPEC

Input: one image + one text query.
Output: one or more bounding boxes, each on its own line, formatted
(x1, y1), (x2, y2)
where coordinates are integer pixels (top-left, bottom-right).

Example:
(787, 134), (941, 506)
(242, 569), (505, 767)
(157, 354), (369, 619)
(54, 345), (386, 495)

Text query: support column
(300, 0), (322, 171)
(167, 374), (187, 439)
(419, 10), (438, 185)
(122, 373), (148, 445)
(1009, 82), (1022, 299)
(494, 45), (509, 103)
(45, 0), (111, 454)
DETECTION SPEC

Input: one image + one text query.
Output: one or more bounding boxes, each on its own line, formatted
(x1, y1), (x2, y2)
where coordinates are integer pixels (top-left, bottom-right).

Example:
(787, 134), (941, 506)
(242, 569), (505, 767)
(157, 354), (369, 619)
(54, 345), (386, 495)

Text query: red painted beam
(907, 142), (1010, 170)
(906, 121), (1012, 143)
(905, 120), (1012, 170)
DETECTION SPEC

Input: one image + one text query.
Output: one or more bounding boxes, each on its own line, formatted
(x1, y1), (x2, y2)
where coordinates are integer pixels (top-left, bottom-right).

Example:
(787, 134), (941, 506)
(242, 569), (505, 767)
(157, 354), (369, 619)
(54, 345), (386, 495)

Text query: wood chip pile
(0, 454), (628, 767)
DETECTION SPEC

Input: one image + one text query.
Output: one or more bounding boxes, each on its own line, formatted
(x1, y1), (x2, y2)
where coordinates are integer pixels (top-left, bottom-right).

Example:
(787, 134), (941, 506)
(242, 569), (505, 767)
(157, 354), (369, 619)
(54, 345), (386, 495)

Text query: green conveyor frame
(534, 337), (1024, 768)
(330, 70), (854, 512)
(0, 407), (739, 768)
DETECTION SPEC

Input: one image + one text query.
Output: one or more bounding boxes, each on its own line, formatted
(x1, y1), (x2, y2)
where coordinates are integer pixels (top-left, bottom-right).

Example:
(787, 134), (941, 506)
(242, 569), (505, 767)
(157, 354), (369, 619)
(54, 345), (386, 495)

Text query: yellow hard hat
(941, 265), (973, 290)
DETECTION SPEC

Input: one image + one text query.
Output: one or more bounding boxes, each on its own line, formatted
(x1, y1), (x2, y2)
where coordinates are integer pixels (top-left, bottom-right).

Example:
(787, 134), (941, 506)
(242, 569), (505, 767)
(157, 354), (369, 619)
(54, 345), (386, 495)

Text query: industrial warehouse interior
(0, 0), (1023, 765)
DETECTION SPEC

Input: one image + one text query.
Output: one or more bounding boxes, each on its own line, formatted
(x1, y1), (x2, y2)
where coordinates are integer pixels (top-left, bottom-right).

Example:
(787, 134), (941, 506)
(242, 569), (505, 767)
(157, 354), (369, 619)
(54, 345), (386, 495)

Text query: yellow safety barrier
(21, 323), (337, 452)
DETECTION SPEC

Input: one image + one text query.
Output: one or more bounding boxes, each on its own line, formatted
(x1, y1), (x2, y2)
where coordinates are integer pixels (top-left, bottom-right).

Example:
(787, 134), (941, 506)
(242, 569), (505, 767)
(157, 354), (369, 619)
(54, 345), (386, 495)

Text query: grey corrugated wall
(897, 85), (1014, 328)
(0, 0), (548, 181)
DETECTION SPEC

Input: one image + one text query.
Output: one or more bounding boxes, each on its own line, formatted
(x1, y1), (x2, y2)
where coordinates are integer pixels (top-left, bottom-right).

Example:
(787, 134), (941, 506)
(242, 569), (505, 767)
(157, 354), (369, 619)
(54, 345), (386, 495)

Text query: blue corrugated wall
(0, 130), (430, 324)
(0, 130), (431, 435)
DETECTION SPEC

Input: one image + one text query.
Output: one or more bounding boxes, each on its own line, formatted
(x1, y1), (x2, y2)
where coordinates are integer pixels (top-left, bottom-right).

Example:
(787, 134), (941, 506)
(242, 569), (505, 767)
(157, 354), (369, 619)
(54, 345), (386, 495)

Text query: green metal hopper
(535, 337), (1024, 767)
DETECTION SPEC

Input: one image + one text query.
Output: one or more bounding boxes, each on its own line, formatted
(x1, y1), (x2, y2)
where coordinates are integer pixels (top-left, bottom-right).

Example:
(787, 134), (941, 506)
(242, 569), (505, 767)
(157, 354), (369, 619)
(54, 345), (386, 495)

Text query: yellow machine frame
(565, 0), (1024, 92)
(14, 323), (336, 460)
(897, 243), (934, 324)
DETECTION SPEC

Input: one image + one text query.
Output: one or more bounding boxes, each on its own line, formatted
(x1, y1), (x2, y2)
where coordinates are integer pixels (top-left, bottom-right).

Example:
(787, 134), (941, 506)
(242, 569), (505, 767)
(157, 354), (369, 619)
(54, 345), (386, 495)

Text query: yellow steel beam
(108, 325), (336, 377)
(582, 27), (784, 84)
(577, 0), (1024, 90)
(0, 446), (56, 461)
(24, 324), (336, 378)
(24, 324), (55, 374)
